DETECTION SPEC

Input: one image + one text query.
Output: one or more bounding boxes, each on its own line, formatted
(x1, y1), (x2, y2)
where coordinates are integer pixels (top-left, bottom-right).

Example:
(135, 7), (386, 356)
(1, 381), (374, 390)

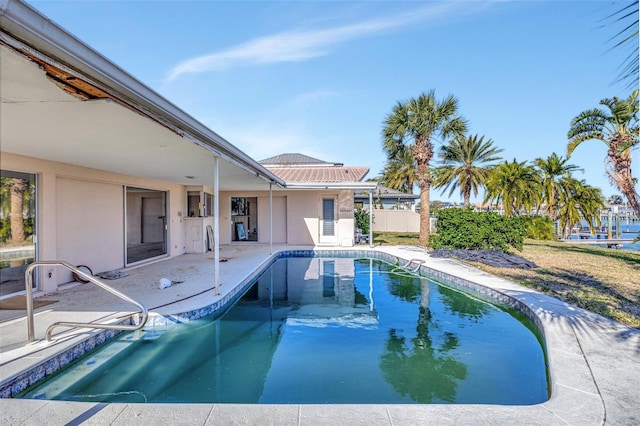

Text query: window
(187, 190), (213, 217)
(187, 191), (200, 217)
(204, 192), (213, 217)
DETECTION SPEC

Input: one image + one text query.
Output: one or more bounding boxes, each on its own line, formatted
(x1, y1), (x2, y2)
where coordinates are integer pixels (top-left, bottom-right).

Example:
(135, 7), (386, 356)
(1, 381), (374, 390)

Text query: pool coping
(1, 246), (638, 425)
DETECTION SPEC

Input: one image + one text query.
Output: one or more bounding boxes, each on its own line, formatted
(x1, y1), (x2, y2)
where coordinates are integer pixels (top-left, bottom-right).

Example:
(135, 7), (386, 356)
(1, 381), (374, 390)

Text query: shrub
(429, 208), (525, 252)
(523, 215), (556, 240)
(354, 207), (371, 234)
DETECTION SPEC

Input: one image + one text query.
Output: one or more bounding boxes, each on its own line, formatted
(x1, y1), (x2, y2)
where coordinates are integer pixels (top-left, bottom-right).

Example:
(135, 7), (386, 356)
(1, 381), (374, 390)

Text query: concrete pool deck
(0, 244), (638, 425)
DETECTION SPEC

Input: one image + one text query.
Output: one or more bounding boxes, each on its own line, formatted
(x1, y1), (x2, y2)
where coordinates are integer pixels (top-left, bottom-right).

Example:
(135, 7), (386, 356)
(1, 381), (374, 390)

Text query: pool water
(20, 257), (549, 404)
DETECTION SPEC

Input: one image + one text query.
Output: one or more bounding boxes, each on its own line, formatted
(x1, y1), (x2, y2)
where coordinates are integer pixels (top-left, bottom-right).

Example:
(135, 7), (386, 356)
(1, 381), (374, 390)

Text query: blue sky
(30, 0), (638, 203)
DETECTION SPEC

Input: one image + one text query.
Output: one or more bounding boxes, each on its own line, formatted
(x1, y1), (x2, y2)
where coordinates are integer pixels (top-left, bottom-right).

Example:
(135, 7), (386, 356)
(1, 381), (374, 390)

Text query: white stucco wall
(1, 153), (187, 293)
(56, 177), (124, 284)
(285, 191), (321, 245)
(286, 190), (354, 246)
(219, 189), (355, 246)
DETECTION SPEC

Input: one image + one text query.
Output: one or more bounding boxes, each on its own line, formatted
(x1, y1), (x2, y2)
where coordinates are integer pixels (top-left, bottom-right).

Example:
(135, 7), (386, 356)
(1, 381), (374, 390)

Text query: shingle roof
(269, 166), (370, 183)
(259, 153), (342, 167)
(260, 153), (369, 183)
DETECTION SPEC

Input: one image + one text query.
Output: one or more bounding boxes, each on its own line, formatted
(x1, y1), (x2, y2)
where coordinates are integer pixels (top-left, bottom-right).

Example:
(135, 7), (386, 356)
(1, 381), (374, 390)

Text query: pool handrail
(24, 261), (148, 342)
(402, 258), (425, 272)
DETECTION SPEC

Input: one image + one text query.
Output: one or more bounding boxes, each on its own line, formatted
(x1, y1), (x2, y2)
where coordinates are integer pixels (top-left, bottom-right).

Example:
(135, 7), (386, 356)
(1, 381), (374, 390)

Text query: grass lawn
(373, 232), (640, 329)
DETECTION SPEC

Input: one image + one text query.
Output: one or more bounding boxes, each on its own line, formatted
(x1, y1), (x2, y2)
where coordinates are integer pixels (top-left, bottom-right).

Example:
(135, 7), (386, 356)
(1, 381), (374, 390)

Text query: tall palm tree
(434, 134), (503, 208)
(567, 90), (640, 216)
(383, 91), (467, 244)
(533, 153), (582, 220)
(379, 146), (417, 194)
(484, 159), (540, 217)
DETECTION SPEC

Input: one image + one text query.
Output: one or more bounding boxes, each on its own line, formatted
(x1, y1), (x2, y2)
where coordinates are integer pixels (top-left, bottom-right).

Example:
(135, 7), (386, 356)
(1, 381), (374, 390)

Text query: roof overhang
(0, 0), (286, 191)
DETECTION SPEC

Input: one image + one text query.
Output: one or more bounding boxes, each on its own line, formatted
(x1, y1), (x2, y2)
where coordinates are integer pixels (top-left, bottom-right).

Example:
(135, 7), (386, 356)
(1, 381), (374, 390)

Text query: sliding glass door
(0, 170), (37, 297)
(125, 187), (167, 264)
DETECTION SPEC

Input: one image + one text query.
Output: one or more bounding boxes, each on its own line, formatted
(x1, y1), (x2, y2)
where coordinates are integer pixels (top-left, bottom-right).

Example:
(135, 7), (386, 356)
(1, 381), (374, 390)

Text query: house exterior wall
(56, 177), (124, 284)
(1, 153), (187, 293)
(220, 189), (355, 246)
(287, 189), (354, 246)
(286, 191), (322, 245)
(2, 152), (359, 294)
(337, 189), (355, 246)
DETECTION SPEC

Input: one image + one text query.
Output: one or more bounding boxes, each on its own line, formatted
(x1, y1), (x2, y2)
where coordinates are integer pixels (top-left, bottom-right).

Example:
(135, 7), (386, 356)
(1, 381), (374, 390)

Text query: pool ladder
(401, 258), (425, 273)
(24, 261), (148, 342)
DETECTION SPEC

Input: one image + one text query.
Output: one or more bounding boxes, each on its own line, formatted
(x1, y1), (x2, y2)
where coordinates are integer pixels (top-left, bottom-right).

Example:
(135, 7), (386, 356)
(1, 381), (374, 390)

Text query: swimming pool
(18, 257), (549, 404)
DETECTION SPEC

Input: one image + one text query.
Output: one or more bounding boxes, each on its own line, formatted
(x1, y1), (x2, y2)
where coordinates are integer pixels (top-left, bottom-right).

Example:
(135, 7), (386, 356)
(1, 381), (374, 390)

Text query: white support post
(269, 182), (273, 254)
(369, 190), (374, 248)
(214, 156), (220, 295)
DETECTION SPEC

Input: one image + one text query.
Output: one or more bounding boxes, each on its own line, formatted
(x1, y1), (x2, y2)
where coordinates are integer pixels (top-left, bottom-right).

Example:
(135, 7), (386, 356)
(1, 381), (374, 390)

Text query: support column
(369, 190), (374, 248)
(269, 182), (273, 254)
(214, 156), (220, 295)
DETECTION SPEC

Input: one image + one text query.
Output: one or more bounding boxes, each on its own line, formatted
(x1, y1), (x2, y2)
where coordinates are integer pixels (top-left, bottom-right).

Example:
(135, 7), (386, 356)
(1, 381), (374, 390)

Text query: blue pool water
(19, 257), (549, 404)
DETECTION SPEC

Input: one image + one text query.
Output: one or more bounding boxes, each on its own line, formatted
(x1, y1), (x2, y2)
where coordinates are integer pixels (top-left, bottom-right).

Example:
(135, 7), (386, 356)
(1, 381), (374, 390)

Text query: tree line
(378, 89), (638, 244)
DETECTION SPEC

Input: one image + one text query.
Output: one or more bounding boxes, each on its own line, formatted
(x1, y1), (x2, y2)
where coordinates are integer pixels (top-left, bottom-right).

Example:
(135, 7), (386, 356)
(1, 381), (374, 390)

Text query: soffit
(0, 44), (272, 191)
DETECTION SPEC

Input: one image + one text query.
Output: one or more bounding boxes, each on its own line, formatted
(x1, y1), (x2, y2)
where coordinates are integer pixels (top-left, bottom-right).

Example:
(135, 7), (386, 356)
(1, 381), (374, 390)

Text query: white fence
(369, 209), (421, 233)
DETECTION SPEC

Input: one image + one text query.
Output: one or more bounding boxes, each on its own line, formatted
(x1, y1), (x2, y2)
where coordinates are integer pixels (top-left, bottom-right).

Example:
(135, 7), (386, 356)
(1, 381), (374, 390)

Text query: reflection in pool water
(20, 257), (549, 404)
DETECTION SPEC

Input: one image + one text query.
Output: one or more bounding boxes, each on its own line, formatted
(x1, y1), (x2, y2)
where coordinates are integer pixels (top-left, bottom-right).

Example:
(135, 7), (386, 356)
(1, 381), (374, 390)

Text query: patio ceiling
(0, 32), (281, 192)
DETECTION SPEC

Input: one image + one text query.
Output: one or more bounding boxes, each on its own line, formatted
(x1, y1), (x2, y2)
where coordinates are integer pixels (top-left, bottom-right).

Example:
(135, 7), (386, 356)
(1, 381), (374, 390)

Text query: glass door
(231, 197), (258, 242)
(126, 187), (167, 264)
(0, 170), (37, 297)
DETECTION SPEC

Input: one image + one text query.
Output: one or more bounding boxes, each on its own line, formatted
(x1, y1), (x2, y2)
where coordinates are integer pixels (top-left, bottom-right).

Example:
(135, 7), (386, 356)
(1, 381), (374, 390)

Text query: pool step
(21, 329), (163, 400)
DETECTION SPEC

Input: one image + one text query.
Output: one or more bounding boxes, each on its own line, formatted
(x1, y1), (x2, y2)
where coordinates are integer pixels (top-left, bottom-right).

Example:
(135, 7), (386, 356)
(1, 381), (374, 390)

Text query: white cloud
(288, 89), (340, 108)
(166, 2), (491, 82)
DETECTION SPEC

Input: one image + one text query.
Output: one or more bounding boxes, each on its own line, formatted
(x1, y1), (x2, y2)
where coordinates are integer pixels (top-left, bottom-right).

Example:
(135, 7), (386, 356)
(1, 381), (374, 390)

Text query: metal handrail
(25, 261), (148, 342)
(402, 258), (425, 273)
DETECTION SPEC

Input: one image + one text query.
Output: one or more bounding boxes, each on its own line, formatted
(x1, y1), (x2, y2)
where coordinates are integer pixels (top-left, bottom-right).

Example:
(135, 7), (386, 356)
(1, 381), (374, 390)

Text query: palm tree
(8, 178), (28, 245)
(575, 183), (605, 233)
(382, 91), (467, 244)
(533, 153), (582, 220)
(567, 90), (640, 216)
(556, 178), (604, 238)
(605, 0), (639, 88)
(434, 134), (503, 208)
(484, 159), (540, 217)
(379, 146), (417, 194)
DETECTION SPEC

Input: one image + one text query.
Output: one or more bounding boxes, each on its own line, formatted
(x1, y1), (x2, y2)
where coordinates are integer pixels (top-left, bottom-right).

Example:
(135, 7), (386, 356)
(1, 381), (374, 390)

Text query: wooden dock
(559, 238), (635, 248)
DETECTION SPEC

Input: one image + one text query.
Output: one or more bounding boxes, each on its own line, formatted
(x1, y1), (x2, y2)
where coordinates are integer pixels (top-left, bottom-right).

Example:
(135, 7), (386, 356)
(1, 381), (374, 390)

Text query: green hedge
(429, 208), (525, 252)
(523, 215), (556, 240)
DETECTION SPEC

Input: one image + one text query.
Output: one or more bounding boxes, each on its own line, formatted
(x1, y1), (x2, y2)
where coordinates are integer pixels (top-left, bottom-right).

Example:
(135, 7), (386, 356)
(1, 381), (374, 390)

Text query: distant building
(354, 185), (419, 211)
(259, 153), (369, 183)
